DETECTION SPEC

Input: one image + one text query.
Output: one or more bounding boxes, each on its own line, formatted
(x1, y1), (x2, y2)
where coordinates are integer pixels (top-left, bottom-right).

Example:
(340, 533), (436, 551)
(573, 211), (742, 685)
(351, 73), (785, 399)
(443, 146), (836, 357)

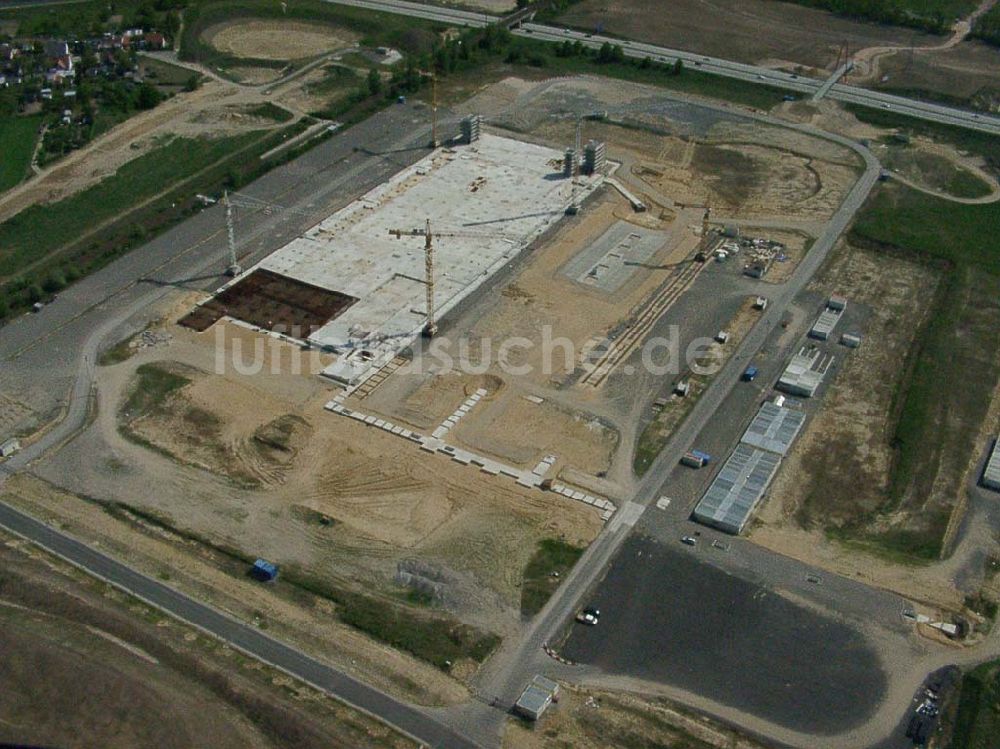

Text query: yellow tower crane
(388, 221), (506, 337)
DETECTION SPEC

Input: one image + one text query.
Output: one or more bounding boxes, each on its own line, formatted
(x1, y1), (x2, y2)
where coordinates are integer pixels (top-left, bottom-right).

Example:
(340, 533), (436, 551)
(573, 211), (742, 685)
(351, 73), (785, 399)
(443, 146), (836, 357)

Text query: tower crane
(220, 191), (313, 277)
(387, 221), (509, 338)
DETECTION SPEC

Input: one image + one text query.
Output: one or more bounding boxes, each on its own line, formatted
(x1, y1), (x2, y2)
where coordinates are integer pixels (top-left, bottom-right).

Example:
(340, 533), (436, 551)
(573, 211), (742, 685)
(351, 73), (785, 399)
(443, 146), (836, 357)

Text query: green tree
(136, 82), (163, 110)
(367, 68), (381, 96)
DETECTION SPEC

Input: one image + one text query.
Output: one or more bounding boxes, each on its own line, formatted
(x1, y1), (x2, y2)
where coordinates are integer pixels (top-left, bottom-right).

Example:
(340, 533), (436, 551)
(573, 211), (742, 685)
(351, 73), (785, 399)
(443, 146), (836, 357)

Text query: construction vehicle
(681, 450), (711, 468)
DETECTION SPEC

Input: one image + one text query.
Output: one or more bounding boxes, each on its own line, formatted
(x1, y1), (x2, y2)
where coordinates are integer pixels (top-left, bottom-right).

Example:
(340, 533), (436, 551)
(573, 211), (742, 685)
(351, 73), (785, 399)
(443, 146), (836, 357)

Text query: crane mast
(224, 190), (242, 277)
(423, 218), (437, 337)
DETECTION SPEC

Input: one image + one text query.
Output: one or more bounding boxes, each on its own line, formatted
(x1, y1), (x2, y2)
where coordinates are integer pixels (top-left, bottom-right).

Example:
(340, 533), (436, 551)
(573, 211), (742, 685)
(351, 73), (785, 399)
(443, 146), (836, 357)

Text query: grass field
(538, 50), (788, 110)
(181, 0), (442, 71)
(0, 116), (42, 193)
(520, 538), (585, 617)
(122, 363), (191, 419)
(785, 0), (976, 32)
(847, 184), (1000, 559)
(0, 529), (418, 749)
(0, 122), (305, 319)
(973, 3), (1000, 47)
(947, 660), (1000, 748)
(0, 0), (139, 37)
(0, 131), (265, 282)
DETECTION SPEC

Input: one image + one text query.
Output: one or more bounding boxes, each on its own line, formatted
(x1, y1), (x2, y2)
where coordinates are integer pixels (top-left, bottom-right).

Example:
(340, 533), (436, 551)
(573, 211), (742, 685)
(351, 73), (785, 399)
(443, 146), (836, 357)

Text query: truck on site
(681, 450), (711, 468)
(251, 559), (279, 582)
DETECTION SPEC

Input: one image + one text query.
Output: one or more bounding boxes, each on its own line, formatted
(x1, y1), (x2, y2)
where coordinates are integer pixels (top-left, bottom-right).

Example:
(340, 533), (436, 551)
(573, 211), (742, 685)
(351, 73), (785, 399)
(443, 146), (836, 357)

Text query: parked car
(742, 366), (759, 382)
(576, 607), (600, 625)
(681, 536), (698, 547)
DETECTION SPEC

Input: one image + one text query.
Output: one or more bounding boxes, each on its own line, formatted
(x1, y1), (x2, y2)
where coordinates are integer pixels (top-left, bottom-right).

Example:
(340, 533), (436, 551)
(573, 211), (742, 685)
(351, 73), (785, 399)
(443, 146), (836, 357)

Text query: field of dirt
(205, 19), (359, 61)
(531, 118), (859, 224)
(556, 0), (940, 72)
(743, 229), (813, 284)
(0, 530), (416, 749)
(45, 304), (603, 665)
(751, 242), (962, 603)
(873, 40), (1000, 108)
(453, 390), (619, 473)
(502, 683), (769, 749)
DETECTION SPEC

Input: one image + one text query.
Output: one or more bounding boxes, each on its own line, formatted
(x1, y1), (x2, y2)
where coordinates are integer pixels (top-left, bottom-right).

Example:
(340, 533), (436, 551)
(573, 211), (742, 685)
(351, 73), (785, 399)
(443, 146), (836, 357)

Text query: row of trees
(792, 0), (954, 34)
(8, 0), (187, 40)
(972, 9), (1000, 47)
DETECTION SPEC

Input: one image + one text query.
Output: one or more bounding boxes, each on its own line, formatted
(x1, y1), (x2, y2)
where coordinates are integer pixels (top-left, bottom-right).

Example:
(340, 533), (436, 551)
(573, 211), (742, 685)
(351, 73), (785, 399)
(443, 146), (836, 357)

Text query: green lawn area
(0, 131), (267, 281)
(973, 3), (1000, 47)
(181, 0), (443, 71)
(0, 115), (42, 193)
(846, 182), (1000, 559)
(122, 363), (191, 419)
(0, 0), (127, 37)
(284, 565), (500, 669)
(520, 538), (585, 617)
(0, 122), (304, 320)
(784, 0), (976, 32)
(947, 660), (1000, 748)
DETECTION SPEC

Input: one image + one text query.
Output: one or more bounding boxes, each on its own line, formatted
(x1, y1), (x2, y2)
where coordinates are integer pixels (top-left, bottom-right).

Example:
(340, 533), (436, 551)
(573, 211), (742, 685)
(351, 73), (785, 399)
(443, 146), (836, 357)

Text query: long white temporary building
(983, 438), (1000, 491)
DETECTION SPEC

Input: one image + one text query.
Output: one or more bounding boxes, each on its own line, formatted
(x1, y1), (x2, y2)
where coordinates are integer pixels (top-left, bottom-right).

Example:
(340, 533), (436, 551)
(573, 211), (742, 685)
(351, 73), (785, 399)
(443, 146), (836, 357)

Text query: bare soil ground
(0, 531), (417, 749)
(501, 683), (769, 749)
(745, 229), (813, 284)
(534, 118), (859, 224)
(27, 300), (603, 692)
(750, 242), (971, 604)
(204, 19), (359, 61)
(453, 390), (619, 473)
(873, 40), (1000, 108)
(556, 0), (939, 71)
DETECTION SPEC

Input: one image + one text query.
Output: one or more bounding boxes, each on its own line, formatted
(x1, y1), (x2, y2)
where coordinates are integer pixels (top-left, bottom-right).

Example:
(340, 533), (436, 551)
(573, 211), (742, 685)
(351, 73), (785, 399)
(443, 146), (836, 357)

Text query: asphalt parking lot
(561, 534), (888, 735)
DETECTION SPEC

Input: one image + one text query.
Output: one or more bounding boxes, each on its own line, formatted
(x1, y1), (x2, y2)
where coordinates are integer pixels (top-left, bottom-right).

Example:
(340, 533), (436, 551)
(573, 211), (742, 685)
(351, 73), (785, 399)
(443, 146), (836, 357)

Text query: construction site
(5, 69), (951, 735)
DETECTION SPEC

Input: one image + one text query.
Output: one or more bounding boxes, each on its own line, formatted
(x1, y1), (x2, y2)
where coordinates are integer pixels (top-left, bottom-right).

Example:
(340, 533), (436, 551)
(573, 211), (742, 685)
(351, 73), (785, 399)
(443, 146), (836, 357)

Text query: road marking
(608, 501), (644, 531)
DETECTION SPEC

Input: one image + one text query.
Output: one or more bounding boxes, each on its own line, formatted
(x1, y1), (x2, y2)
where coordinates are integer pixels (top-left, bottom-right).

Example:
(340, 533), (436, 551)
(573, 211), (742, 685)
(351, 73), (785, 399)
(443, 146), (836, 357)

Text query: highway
(325, 0), (1000, 136)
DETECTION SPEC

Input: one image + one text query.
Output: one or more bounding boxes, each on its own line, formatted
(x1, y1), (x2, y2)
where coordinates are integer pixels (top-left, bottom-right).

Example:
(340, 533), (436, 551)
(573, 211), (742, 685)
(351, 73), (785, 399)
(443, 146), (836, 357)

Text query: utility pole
(430, 72), (439, 148)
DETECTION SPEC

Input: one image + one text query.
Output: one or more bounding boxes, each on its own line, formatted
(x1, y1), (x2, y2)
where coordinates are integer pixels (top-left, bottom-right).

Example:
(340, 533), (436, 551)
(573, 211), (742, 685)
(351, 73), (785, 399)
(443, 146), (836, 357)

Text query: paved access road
(473, 105), (883, 712)
(0, 102), (491, 749)
(0, 493), (481, 749)
(325, 0), (1000, 136)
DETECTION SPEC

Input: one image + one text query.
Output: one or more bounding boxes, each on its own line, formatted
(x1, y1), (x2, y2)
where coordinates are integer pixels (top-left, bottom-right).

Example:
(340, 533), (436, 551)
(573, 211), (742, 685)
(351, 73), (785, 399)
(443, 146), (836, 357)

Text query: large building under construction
(189, 131), (605, 384)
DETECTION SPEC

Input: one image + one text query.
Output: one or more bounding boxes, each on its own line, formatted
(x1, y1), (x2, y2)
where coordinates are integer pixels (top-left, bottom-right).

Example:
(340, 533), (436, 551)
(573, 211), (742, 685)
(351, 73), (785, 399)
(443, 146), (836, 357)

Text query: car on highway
(882, 103), (891, 109)
(681, 536), (698, 546)
(576, 607), (600, 625)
